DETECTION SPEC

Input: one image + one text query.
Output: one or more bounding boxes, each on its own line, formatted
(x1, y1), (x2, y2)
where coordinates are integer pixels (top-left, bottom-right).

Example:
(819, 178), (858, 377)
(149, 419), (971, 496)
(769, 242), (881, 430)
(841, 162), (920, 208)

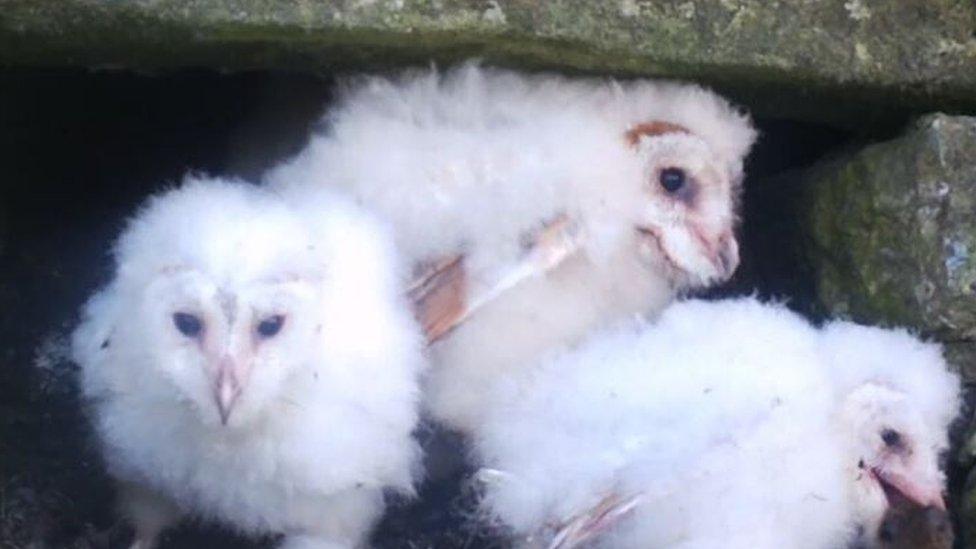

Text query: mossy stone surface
(1, 0), (975, 124)
(804, 114), (976, 357)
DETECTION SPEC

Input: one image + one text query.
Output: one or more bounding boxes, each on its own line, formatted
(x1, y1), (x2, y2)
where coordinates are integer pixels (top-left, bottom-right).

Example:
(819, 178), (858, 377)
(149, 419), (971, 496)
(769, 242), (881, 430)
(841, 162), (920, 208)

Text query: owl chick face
(139, 267), (321, 427)
(840, 384), (947, 540)
(627, 125), (740, 289)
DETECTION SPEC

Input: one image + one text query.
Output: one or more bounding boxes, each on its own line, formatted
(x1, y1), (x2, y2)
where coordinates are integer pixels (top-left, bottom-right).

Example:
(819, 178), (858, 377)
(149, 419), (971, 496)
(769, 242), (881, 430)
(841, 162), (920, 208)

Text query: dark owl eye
(659, 167), (686, 193)
(257, 315), (285, 338)
(173, 312), (203, 338)
(881, 428), (902, 448)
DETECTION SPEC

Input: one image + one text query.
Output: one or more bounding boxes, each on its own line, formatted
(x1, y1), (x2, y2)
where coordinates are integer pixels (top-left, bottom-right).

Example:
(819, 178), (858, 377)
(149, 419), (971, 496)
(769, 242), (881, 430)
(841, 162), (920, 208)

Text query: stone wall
(2, 0), (976, 125)
(2, 0), (976, 546)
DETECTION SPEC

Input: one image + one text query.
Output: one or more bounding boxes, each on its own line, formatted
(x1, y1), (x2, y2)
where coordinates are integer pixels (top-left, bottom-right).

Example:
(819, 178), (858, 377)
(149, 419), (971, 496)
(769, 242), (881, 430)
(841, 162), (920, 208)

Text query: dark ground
(0, 68), (968, 548)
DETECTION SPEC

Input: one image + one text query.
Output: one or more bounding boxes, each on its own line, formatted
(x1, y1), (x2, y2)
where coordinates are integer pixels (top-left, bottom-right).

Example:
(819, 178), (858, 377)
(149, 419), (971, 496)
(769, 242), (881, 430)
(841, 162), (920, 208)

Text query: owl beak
(635, 225), (740, 283)
(710, 231), (739, 281)
(214, 357), (245, 425)
(871, 461), (946, 511)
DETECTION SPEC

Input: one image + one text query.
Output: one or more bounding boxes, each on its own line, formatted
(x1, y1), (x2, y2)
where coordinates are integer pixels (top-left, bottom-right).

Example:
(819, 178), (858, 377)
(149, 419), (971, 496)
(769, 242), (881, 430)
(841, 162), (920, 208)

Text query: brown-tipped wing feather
(409, 215), (581, 343)
(544, 492), (644, 549)
(408, 255), (467, 343)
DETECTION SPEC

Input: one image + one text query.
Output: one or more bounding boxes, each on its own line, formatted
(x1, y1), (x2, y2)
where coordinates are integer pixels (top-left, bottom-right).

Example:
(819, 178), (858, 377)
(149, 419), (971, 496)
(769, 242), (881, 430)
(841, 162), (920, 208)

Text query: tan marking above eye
(624, 121), (691, 147)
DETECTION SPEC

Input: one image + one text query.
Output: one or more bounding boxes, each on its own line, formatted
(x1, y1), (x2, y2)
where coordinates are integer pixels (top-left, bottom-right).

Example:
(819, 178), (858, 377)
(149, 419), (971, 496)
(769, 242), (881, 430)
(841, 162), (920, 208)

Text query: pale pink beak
(698, 229), (739, 282)
(712, 232), (739, 281)
(638, 225), (740, 283)
(872, 465), (946, 511)
(214, 357), (245, 426)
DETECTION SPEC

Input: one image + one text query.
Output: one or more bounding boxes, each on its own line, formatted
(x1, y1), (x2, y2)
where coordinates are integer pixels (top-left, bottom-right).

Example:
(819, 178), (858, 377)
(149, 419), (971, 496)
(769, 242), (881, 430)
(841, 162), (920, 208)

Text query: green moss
(1, 0), (975, 126)
(804, 114), (976, 343)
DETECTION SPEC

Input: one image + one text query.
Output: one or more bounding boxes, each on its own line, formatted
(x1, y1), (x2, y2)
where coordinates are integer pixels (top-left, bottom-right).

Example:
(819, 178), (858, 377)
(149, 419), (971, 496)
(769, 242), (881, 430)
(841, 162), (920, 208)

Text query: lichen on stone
(803, 113), (976, 348)
(1, 0), (974, 123)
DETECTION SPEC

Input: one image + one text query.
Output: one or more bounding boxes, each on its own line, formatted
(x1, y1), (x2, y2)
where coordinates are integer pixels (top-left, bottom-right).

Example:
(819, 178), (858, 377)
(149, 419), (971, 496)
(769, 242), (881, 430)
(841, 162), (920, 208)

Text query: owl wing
(546, 492), (645, 549)
(409, 215), (581, 343)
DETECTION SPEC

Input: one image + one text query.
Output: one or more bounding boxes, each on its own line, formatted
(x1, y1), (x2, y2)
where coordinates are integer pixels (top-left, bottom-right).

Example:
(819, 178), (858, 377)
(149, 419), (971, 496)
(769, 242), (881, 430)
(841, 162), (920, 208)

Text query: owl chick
(71, 178), (425, 549)
(473, 298), (959, 549)
(267, 63), (757, 433)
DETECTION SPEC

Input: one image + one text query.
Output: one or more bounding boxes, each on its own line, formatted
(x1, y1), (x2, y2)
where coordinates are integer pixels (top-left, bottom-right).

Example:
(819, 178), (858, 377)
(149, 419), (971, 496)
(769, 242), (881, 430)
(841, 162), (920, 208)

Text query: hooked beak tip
(712, 235), (739, 281)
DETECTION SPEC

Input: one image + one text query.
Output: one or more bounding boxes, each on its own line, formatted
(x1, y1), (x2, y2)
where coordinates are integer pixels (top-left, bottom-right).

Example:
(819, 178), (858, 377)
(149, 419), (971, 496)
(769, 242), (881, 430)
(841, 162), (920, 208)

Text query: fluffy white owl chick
(473, 298), (959, 549)
(818, 320), (960, 545)
(71, 178), (425, 549)
(267, 63), (757, 433)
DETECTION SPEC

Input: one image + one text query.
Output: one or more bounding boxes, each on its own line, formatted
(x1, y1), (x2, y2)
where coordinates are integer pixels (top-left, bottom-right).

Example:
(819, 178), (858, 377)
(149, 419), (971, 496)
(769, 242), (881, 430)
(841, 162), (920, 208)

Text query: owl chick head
(819, 323), (960, 543)
(75, 178), (411, 429)
(840, 383), (949, 545)
(617, 82), (756, 290)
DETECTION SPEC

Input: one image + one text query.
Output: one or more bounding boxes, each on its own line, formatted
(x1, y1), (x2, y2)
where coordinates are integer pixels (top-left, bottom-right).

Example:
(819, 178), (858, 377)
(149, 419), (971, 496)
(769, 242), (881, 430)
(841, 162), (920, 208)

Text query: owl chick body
(72, 179), (425, 548)
(267, 64), (756, 433)
(474, 298), (959, 549)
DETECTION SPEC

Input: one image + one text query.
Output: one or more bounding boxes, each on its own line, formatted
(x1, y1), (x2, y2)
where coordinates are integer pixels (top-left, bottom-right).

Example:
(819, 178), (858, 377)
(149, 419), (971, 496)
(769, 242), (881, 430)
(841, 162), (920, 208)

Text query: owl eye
(173, 312), (203, 338)
(257, 315), (285, 338)
(881, 428), (903, 449)
(659, 167), (686, 193)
